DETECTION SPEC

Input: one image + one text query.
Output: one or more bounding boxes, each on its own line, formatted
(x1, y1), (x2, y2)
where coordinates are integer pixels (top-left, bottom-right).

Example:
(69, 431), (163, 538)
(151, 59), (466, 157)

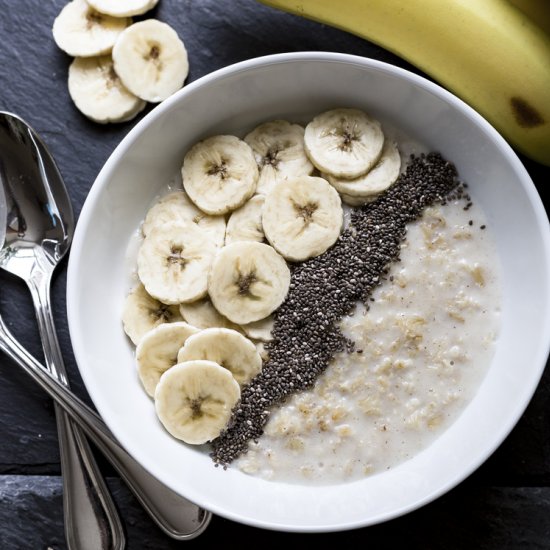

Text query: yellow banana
(259, 0), (550, 166)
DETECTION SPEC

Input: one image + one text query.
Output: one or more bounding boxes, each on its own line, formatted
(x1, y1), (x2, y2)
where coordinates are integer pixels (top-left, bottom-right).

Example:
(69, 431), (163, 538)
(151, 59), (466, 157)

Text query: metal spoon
(0, 111), (125, 550)
(0, 112), (212, 540)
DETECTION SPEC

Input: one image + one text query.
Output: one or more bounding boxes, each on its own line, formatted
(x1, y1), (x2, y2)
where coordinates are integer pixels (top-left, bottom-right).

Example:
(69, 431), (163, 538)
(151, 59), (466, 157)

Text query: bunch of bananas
(259, 0), (550, 166)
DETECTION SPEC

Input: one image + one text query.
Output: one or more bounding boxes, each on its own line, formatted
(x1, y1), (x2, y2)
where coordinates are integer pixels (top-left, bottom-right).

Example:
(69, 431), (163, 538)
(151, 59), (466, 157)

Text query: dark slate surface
(2, 476), (550, 549)
(0, 0), (549, 547)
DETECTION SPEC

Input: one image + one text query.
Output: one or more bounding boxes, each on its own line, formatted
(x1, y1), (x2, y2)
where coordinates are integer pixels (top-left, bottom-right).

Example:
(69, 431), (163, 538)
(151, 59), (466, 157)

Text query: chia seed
(211, 152), (463, 466)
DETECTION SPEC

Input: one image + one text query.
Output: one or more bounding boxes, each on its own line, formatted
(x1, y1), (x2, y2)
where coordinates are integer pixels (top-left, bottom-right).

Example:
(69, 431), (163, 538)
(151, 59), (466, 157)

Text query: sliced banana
(122, 283), (183, 345)
(304, 108), (384, 179)
(137, 222), (217, 304)
(142, 191), (226, 247)
(68, 55), (146, 124)
(112, 19), (189, 103)
(339, 193), (377, 207)
(155, 360), (241, 445)
(87, 0), (159, 17)
(244, 120), (314, 195)
(179, 297), (243, 333)
(262, 175), (343, 261)
(182, 135), (258, 215)
(240, 315), (274, 342)
(325, 140), (401, 198)
(177, 328), (262, 386)
(136, 321), (199, 396)
(225, 194), (265, 245)
(208, 241), (290, 324)
(53, 0), (131, 57)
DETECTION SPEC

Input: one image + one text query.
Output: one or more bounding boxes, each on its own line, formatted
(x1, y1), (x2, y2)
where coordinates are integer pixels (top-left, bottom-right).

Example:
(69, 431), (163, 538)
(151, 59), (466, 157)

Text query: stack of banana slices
(122, 107), (402, 445)
(52, 0), (189, 123)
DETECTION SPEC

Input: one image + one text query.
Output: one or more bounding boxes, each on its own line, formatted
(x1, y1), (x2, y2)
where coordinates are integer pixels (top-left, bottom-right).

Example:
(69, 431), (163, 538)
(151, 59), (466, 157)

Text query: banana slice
(225, 194), (265, 245)
(155, 360), (241, 445)
(68, 55), (146, 124)
(208, 241), (290, 324)
(304, 108), (384, 179)
(122, 283), (183, 345)
(177, 328), (262, 386)
(244, 120), (314, 195)
(262, 175), (343, 261)
(53, 0), (131, 57)
(136, 321), (199, 396)
(182, 135), (258, 215)
(240, 315), (274, 342)
(137, 222), (217, 304)
(325, 140), (401, 198)
(179, 297), (243, 333)
(142, 191), (226, 247)
(87, 0), (159, 17)
(339, 193), (377, 207)
(112, 19), (189, 103)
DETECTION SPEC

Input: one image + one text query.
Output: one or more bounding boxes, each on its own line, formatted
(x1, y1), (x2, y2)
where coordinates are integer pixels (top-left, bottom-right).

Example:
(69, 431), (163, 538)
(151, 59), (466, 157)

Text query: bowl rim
(67, 51), (550, 531)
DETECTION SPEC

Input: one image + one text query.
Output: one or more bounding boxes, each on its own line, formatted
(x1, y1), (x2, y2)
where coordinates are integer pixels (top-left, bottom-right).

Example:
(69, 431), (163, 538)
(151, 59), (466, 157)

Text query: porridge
(121, 107), (501, 485)
(236, 200), (500, 483)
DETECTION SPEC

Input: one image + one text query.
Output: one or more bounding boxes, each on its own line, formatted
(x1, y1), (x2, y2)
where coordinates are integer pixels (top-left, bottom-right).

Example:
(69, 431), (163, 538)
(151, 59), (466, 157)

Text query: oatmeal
(236, 200), (500, 483)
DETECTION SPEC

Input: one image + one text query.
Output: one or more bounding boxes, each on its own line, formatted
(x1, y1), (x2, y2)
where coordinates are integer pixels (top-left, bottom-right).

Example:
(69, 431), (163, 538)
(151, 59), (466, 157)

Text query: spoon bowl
(0, 113), (73, 271)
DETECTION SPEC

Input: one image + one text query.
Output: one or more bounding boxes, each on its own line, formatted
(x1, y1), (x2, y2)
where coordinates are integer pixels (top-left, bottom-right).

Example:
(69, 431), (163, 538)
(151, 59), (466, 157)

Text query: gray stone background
(0, 0), (549, 548)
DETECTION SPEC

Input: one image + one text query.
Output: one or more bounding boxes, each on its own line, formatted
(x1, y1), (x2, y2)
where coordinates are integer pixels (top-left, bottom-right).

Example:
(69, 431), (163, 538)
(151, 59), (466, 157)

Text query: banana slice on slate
(137, 222), (217, 304)
(112, 19), (189, 103)
(179, 297), (243, 333)
(208, 241), (290, 324)
(177, 328), (262, 386)
(155, 360), (241, 445)
(87, 0), (159, 17)
(136, 321), (199, 396)
(304, 108), (384, 179)
(225, 194), (265, 245)
(240, 315), (274, 342)
(53, 0), (131, 57)
(68, 55), (146, 123)
(244, 120), (314, 195)
(182, 135), (258, 215)
(325, 140), (401, 198)
(262, 175), (343, 261)
(142, 191), (226, 247)
(122, 283), (183, 345)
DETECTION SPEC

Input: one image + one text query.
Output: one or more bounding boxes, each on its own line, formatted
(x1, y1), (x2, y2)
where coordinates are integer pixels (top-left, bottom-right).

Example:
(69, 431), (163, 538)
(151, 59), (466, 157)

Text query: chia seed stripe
(211, 152), (463, 466)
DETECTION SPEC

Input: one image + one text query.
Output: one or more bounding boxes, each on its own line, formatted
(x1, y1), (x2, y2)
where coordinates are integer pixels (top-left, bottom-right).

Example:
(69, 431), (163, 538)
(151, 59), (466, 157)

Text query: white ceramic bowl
(67, 52), (550, 532)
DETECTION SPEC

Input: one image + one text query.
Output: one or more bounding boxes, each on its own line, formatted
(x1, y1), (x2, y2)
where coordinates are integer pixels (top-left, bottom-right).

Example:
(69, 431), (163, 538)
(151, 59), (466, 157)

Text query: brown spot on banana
(510, 97), (544, 128)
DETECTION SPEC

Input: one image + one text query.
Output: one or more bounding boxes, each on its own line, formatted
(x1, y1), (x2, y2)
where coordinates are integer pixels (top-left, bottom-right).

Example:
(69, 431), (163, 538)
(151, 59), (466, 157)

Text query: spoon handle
(0, 313), (212, 541)
(26, 269), (125, 550)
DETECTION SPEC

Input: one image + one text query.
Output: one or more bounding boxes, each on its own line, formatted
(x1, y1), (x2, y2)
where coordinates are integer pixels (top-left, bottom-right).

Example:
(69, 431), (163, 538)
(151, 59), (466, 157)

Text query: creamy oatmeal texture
(237, 200), (501, 483)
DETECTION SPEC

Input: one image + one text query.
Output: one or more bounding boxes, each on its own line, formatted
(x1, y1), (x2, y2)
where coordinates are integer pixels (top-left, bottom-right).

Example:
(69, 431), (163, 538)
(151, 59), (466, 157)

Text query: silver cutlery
(0, 111), (125, 550)
(0, 307), (212, 540)
(0, 112), (212, 541)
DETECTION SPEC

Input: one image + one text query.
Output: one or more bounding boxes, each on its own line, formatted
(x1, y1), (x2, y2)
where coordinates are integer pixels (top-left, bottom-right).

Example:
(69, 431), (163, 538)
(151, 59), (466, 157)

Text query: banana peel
(259, 0), (550, 166)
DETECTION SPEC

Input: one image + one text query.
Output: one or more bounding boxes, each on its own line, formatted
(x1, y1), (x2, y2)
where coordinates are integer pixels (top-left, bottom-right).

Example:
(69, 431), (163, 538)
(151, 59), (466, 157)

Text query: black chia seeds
(211, 152), (466, 466)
